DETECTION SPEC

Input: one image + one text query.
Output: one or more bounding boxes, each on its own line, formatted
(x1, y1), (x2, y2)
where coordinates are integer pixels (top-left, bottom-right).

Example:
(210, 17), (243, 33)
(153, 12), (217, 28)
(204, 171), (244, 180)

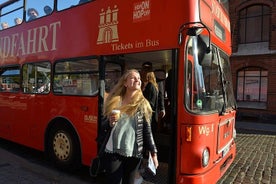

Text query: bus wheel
(47, 124), (81, 170)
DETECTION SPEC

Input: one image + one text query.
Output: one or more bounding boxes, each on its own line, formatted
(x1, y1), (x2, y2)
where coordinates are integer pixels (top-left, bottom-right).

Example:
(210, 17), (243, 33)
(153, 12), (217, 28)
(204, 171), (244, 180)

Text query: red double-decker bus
(0, 0), (236, 183)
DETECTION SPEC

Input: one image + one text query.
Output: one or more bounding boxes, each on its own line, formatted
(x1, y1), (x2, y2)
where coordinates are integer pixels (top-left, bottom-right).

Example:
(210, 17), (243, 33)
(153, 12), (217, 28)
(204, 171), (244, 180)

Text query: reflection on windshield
(185, 35), (236, 114)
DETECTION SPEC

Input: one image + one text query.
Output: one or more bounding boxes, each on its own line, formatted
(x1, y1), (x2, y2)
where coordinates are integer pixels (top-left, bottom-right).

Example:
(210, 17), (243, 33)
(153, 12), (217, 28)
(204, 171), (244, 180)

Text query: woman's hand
(109, 114), (117, 127)
(109, 110), (121, 127)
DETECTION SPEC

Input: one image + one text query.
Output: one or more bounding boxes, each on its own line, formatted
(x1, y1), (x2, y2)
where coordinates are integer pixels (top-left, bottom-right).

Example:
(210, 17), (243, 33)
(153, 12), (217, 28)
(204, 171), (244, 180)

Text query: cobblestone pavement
(217, 129), (276, 184)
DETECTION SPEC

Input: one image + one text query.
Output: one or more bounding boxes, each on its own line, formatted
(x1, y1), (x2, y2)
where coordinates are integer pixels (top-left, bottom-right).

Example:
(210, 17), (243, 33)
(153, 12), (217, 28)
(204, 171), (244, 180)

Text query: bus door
(15, 61), (52, 144)
(97, 58), (122, 148)
(101, 50), (177, 184)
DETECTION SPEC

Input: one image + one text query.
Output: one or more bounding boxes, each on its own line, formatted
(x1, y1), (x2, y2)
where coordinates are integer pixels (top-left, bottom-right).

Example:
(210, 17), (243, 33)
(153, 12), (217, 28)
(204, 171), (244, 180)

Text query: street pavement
(0, 145), (91, 184)
(0, 120), (275, 184)
(218, 120), (276, 184)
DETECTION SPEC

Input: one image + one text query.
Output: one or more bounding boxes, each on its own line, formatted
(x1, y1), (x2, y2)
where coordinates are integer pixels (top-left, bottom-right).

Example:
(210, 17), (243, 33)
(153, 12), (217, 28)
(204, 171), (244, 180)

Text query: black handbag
(90, 155), (103, 177)
(90, 119), (111, 177)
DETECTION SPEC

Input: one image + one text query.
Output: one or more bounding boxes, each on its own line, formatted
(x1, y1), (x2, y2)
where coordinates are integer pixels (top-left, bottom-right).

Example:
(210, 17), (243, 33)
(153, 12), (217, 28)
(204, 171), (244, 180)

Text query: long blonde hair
(145, 71), (158, 92)
(104, 69), (152, 123)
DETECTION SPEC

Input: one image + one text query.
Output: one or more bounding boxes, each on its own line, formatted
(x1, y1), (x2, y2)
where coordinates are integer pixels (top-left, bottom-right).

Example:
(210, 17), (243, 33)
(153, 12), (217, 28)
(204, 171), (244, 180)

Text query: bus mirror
(200, 49), (212, 67)
(187, 27), (202, 36)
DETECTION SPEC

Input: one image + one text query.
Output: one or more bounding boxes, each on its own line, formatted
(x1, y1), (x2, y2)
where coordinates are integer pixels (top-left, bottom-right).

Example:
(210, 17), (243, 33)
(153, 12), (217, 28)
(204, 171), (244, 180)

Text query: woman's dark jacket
(135, 110), (158, 157)
(143, 82), (158, 123)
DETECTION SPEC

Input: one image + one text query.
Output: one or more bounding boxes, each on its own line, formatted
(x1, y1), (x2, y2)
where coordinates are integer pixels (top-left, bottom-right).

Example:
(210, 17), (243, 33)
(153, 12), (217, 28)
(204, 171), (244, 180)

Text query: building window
(237, 67), (267, 109)
(239, 5), (270, 44)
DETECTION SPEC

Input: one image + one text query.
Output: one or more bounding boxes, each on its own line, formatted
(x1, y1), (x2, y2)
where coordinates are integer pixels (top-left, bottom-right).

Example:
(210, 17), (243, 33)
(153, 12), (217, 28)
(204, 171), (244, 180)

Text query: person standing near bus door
(141, 62), (166, 132)
(103, 69), (158, 184)
(156, 77), (166, 122)
(27, 8), (39, 21)
(141, 68), (159, 133)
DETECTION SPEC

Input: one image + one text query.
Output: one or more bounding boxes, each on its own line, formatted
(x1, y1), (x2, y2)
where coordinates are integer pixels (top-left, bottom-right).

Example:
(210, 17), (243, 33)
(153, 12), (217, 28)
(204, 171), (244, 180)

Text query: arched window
(237, 67), (267, 109)
(239, 5), (270, 44)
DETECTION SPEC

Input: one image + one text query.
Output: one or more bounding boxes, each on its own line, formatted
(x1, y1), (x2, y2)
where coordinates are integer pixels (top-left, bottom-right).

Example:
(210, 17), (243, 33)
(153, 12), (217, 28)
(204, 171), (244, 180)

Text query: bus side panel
(47, 95), (99, 165)
(0, 93), (17, 140)
(0, 92), (98, 166)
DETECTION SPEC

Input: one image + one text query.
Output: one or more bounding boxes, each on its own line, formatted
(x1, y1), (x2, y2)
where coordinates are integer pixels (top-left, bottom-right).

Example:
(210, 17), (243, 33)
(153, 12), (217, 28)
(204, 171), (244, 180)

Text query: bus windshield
(185, 34), (236, 114)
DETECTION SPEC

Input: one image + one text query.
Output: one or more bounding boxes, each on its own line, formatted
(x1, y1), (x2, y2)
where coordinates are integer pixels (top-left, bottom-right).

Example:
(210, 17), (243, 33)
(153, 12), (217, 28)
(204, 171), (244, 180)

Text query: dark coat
(143, 82), (158, 122)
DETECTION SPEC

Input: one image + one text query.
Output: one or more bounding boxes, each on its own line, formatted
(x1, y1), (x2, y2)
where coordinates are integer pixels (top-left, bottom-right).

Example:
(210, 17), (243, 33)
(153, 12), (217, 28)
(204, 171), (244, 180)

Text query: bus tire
(47, 123), (81, 171)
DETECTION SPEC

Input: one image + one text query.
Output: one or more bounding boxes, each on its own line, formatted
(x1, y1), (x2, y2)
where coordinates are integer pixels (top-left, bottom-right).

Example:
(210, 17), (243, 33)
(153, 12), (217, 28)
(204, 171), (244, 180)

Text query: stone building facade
(229, 0), (276, 123)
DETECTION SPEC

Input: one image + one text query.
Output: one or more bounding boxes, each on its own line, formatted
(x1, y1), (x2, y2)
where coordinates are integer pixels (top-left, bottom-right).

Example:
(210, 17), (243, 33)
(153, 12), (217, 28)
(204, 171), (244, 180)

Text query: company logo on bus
(97, 5), (119, 45)
(96, 2), (159, 51)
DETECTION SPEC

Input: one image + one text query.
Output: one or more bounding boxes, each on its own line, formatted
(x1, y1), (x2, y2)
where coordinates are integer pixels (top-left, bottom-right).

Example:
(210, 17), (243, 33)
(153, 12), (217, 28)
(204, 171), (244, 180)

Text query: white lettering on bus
(133, 9), (150, 19)
(198, 124), (214, 136)
(111, 42), (134, 51)
(111, 39), (159, 51)
(0, 21), (61, 59)
(146, 39), (159, 47)
(133, 0), (151, 22)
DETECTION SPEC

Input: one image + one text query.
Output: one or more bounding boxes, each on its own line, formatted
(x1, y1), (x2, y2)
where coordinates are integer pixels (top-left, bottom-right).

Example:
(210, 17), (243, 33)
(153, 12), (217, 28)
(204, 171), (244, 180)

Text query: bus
(0, 0), (236, 183)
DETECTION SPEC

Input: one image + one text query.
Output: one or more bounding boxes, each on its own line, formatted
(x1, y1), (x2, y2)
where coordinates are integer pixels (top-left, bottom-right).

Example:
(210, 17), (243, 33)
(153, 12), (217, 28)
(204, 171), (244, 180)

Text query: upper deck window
(0, 0), (92, 28)
(26, 0), (54, 22)
(57, 0), (91, 11)
(0, 0), (23, 29)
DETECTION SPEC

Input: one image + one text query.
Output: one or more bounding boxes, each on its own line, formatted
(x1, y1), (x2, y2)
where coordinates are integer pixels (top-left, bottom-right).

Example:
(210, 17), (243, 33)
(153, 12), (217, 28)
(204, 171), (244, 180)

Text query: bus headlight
(233, 128), (236, 139)
(202, 148), (210, 167)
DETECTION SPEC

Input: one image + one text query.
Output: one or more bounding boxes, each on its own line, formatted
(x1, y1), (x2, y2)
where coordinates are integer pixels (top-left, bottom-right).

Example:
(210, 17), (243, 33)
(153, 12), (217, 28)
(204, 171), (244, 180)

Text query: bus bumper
(178, 143), (236, 184)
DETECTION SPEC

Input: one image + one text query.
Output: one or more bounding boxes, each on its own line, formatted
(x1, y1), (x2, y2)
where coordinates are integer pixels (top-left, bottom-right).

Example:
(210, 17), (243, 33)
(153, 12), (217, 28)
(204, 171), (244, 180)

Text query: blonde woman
(103, 69), (158, 184)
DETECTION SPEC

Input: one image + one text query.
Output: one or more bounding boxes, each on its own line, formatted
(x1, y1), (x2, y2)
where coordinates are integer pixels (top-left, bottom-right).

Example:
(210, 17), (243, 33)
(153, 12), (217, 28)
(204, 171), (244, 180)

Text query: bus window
(185, 34), (234, 114)
(0, 0), (23, 28)
(22, 62), (51, 94)
(53, 58), (99, 96)
(0, 66), (20, 92)
(57, 0), (91, 11)
(26, 0), (54, 21)
(218, 51), (236, 111)
(78, 0), (92, 5)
